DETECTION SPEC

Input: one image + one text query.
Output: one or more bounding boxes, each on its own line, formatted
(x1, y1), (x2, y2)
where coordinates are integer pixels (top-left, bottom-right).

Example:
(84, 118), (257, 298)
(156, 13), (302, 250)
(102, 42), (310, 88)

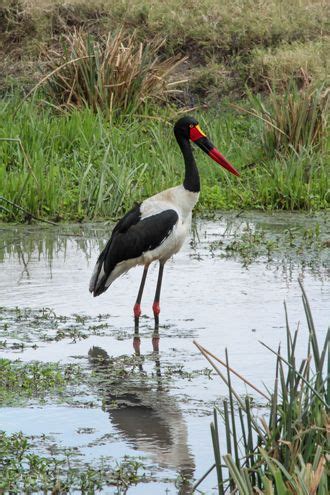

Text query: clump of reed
(41, 29), (186, 116)
(246, 81), (329, 155)
(194, 280), (329, 494)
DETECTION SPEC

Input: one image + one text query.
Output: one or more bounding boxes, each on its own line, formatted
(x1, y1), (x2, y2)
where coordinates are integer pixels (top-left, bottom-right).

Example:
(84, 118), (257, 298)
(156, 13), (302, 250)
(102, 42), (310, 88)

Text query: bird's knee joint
(152, 302), (160, 316)
(134, 303), (141, 318)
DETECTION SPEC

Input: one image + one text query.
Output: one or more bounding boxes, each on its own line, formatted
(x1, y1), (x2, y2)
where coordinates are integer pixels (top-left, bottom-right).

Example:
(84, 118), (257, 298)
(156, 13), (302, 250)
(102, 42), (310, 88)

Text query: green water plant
(0, 359), (83, 405)
(0, 431), (146, 493)
(209, 220), (327, 268)
(194, 280), (329, 494)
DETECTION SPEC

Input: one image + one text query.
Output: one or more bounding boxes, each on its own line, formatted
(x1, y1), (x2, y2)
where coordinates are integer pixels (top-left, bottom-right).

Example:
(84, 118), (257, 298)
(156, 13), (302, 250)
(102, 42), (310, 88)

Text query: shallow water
(0, 212), (329, 493)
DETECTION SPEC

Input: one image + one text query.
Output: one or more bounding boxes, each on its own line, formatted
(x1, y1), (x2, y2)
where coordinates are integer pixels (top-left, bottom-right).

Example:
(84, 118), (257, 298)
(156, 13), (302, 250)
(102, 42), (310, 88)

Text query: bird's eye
(189, 124), (194, 128)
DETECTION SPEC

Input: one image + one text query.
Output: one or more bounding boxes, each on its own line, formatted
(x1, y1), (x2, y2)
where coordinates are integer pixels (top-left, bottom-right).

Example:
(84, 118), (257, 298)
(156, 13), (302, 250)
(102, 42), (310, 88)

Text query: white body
(102, 185), (199, 289)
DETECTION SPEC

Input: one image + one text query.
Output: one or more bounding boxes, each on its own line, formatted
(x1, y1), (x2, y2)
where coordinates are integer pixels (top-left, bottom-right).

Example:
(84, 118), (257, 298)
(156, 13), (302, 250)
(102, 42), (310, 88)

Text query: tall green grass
(0, 98), (328, 222)
(247, 84), (329, 155)
(194, 281), (329, 494)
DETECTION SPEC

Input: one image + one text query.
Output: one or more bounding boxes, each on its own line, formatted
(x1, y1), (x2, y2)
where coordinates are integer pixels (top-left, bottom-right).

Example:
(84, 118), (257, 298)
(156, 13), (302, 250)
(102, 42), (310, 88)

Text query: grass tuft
(41, 29), (186, 116)
(247, 82), (329, 155)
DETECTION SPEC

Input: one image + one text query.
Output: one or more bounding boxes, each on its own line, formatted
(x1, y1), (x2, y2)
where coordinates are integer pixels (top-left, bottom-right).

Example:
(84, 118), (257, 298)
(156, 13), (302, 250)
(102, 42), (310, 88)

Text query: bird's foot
(152, 335), (160, 352)
(133, 336), (141, 355)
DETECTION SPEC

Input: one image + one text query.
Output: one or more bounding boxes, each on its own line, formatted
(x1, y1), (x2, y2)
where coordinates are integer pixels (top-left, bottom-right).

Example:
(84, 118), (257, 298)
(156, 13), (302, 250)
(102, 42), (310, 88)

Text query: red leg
(133, 265), (149, 354)
(152, 262), (165, 352)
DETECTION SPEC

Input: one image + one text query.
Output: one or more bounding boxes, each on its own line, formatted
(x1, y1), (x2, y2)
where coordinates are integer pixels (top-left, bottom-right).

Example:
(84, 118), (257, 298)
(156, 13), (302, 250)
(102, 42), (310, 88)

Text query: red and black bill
(189, 124), (240, 177)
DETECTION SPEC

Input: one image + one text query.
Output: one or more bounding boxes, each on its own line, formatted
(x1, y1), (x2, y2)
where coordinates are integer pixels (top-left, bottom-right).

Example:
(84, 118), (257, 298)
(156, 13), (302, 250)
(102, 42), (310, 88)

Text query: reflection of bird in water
(89, 116), (240, 353)
(88, 346), (195, 493)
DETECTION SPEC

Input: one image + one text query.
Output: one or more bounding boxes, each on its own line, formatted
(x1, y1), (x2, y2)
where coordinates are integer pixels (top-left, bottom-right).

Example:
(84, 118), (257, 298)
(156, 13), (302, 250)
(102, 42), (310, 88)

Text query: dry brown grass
(0, 0), (328, 98)
(42, 29), (186, 114)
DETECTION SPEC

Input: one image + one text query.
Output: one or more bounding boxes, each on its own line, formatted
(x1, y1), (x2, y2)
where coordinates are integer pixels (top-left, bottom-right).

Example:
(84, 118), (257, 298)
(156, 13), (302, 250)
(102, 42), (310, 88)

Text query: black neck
(175, 134), (200, 193)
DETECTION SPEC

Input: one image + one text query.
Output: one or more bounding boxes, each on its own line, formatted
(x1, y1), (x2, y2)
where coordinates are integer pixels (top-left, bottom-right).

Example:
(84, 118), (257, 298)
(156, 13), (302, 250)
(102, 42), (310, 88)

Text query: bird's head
(174, 116), (240, 177)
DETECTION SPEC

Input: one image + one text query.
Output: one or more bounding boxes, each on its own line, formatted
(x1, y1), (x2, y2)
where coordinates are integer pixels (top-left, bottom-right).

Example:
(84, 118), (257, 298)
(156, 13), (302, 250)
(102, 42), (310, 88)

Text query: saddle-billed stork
(89, 116), (240, 352)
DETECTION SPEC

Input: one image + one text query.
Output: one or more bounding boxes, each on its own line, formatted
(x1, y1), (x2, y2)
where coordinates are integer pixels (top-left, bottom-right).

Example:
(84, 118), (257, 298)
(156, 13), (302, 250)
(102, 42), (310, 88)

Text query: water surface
(0, 212), (329, 493)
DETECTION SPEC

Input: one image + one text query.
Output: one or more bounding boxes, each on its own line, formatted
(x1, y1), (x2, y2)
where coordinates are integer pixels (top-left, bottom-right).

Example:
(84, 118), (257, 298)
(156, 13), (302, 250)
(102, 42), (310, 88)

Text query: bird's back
(89, 204), (179, 296)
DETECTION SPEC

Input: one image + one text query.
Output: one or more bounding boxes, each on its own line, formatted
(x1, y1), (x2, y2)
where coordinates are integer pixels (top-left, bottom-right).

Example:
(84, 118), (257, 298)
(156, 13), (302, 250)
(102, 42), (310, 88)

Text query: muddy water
(0, 212), (329, 493)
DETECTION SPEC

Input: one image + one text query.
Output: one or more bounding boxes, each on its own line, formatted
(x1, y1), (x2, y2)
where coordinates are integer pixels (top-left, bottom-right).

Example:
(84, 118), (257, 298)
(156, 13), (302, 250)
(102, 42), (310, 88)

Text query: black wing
(110, 204), (142, 237)
(90, 208), (178, 296)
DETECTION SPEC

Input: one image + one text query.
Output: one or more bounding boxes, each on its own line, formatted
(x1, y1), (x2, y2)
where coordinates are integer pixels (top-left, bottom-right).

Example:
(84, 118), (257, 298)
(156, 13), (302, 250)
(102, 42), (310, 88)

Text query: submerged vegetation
(205, 218), (329, 269)
(0, 359), (82, 405)
(0, 306), (114, 348)
(0, 431), (146, 493)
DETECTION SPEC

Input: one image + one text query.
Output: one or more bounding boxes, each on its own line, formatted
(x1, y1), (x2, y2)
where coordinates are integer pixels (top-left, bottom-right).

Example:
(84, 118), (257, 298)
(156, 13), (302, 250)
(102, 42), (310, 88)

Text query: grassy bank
(0, 0), (328, 99)
(0, 0), (329, 222)
(0, 98), (328, 223)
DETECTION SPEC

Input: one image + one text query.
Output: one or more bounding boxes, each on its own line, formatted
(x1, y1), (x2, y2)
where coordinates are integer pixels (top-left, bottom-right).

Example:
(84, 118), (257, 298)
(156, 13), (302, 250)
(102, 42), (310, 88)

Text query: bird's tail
(89, 258), (108, 297)
(90, 237), (115, 297)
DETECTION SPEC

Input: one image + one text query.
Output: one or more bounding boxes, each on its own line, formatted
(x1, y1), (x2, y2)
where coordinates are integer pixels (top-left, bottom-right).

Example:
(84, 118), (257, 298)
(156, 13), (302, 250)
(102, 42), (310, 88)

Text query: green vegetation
(208, 221), (328, 268)
(0, 306), (112, 348)
(0, 431), (146, 493)
(194, 281), (329, 494)
(0, 352), (151, 492)
(246, 84), (328, 155)
(248, 39), (329, 92)
(0, 97), (328, 222)
(0, 359), (82, 405)
(1, 3), (328, 487)
(0, 0), (329, 221)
